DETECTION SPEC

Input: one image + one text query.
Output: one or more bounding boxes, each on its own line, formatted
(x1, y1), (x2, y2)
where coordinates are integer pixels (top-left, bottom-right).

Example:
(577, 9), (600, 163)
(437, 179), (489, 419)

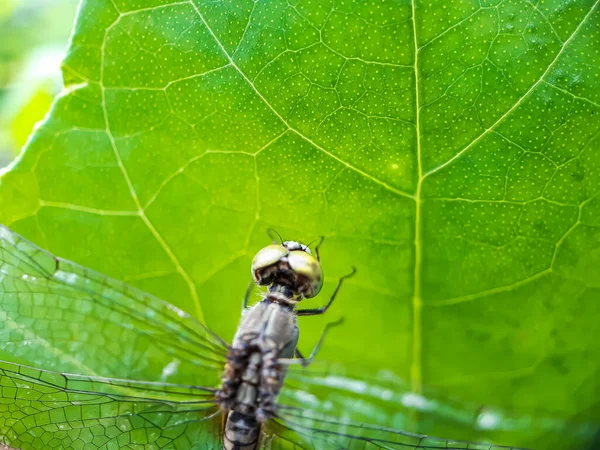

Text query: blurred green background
(0, 0), (78, 168)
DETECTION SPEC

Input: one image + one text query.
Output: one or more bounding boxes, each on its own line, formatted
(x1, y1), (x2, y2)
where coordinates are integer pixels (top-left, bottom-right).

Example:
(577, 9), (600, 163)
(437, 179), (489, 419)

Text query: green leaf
(0, 0), (599, 448)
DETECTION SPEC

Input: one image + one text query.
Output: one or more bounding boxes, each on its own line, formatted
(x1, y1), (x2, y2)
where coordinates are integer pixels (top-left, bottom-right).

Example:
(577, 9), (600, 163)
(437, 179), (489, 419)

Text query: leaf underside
(0, 0), (599, 448)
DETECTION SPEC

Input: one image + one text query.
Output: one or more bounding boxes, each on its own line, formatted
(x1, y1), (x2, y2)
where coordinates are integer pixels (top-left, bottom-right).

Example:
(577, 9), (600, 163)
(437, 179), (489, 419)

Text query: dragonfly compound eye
(251, 244), (289, 285)
(287, 250), (323, 298)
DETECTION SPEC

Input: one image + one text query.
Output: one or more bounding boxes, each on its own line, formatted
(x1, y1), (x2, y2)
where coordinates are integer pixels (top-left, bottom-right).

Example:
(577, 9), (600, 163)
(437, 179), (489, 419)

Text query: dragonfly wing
(283, 362), (415, 427)
(271, 364), (529, 450)
(0, 360), (223, 450)
(0, 224), (227, 385)
(264, 406), (528, 450)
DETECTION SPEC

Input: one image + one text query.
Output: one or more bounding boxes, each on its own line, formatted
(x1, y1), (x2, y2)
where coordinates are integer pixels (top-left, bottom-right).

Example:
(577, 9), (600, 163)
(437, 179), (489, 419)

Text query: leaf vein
(99, 15), (205, 320)
(39, 201), (139, 216)
(424, 0), (599, 179)
(187, 1), (415, 201)
(542, 80), (600, 108)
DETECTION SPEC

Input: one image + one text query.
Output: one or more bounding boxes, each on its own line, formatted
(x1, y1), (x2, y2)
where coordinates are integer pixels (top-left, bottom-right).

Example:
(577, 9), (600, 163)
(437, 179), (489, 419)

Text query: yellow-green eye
(251, 245), (289, 282)
(288, 250), (323, 298)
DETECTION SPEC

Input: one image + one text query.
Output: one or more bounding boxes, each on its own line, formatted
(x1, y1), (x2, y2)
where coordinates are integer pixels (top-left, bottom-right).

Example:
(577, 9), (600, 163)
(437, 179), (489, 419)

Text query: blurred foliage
(0, 0), (79, 167)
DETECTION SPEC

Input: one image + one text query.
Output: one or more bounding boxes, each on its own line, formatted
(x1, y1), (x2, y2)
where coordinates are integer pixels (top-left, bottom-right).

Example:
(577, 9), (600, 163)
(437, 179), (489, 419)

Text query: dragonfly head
(251, 241), (323, 299)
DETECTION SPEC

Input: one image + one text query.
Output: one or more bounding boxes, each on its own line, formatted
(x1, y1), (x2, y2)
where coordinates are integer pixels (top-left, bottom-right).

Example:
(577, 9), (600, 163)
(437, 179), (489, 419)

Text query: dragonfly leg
(279, 318), (343, 367)
(295, 267), (356, 316)
(241, 279), (255, 313)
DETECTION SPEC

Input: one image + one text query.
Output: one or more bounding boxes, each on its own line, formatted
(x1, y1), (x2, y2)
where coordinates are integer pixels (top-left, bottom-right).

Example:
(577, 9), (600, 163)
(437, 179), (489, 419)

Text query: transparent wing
(264, 407), (528, 450)
(284, 362), (415, 425)
(271, 363), (530, 449)
(0, 360), (222, 450)
(0, 359), (526, 450)
(269, 366), (527, 450)
(0, 224), (227, 385)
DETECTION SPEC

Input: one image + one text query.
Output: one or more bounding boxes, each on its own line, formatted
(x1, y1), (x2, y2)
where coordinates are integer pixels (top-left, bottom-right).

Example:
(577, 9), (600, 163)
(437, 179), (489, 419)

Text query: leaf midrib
(410, 0), (423, 398)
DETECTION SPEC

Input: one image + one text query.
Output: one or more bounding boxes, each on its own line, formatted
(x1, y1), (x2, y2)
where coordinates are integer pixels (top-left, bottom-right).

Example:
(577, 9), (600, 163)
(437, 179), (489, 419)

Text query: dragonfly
(218, 237), (359, 449)
(0, 224), (526, 450)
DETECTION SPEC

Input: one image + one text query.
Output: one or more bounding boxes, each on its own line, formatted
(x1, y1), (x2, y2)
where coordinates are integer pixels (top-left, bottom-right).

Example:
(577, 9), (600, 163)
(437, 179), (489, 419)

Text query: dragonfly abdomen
(223, 411), (260, 450)
(222, 349), (285, 449)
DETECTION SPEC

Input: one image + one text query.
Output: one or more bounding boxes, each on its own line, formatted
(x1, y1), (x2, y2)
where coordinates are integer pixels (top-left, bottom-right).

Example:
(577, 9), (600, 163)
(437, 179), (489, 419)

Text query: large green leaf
(0, 0), (599, 448)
